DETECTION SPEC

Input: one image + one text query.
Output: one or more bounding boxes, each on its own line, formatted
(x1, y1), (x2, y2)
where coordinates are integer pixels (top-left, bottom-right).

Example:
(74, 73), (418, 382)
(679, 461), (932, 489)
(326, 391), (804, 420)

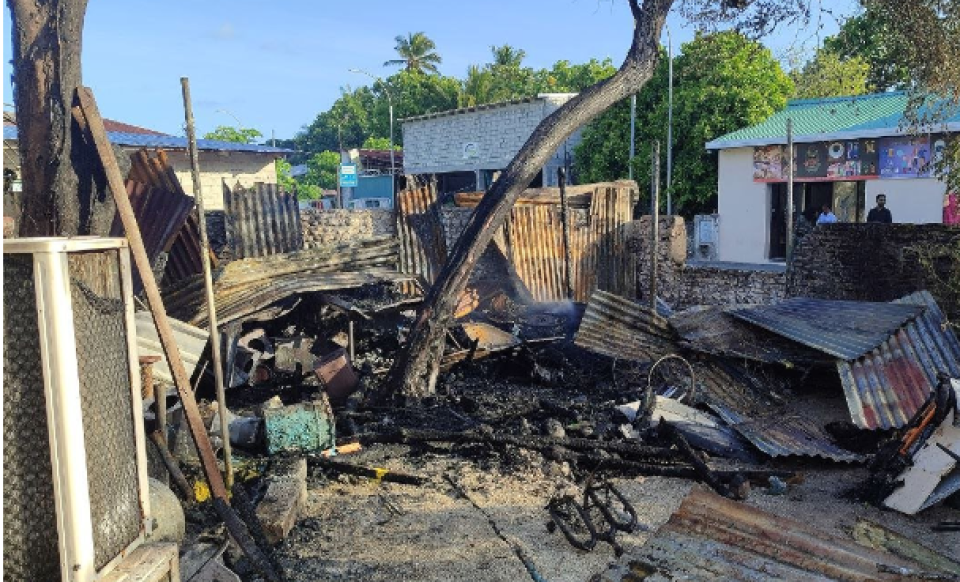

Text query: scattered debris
(262, 397), (336, 455)
(256, 458), (308, 545)
(866, 376), (960, 514)
(852, 518), (960, 576)
(638, 486), (934, 580)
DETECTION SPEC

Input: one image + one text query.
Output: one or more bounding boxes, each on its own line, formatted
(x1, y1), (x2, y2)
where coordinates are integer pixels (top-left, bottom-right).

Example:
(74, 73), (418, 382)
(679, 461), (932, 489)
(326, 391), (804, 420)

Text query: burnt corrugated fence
(222, 182), (302, 259)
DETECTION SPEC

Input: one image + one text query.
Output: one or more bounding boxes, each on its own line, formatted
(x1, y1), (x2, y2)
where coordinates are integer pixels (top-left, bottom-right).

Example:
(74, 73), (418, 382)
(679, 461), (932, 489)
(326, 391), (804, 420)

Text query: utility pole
(786, 118), (795, 261)
(629, 94), (637, 180)
(350, 68), (396, 209)
(666, 24), (674, 215)
(649, 141), (660, 311)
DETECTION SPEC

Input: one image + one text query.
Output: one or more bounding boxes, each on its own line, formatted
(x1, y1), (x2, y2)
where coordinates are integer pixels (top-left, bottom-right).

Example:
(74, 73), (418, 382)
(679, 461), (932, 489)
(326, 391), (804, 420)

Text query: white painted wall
(865, 178), (945, 224)
(165, 150), (280, 211)
(717, 147), (771, 263)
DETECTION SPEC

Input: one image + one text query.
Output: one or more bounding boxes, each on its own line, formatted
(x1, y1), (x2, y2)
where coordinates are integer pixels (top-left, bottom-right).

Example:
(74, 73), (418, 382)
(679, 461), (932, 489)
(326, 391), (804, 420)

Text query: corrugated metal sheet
(728, 298), (924, 360)
(397, 184), (447, 294)
(574, 289), (677, 362)
(126, 149), (207, 287)
(671, 305), (832, 366)
(135, 311), (206, 386)
(163, 237), (410, 326)
(222, 181), (302, 259)
(499, 183), (637, 302)
(641, 487), (925, 580)
(838, 291), (960, 430)
(695, 361), (863, 462)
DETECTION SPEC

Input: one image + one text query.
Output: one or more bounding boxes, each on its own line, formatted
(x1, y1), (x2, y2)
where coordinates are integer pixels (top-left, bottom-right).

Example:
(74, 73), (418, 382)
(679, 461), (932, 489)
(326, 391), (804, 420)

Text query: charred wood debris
(141, 194), (960, 578)
(40, 134), (957, 577)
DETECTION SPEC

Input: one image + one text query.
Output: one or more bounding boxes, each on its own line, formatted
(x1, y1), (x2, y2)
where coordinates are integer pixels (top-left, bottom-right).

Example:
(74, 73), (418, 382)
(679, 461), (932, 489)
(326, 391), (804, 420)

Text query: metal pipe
(629, 95), (637, 181)
(649, 141), (660, 311)
(666, 24), (674, 215)
(558, 167), (573, 300)
(786, 118), (794, 261)
(181, 77), (234, 490)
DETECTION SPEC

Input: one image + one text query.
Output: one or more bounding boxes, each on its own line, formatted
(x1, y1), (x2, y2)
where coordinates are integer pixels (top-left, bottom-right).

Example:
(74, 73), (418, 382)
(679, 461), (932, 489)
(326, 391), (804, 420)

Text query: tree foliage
(822, 11), (911, 91)
(203, 125), (263, 144)
(384, 32), (442, 74)
(575, 31), (794, 215)
(790, 49), (871, 99)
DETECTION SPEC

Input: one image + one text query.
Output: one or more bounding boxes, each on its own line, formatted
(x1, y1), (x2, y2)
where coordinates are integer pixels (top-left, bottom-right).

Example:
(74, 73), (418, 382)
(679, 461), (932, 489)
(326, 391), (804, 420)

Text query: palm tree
(384, 32), (442, 74)
(490, 45), (526, 68)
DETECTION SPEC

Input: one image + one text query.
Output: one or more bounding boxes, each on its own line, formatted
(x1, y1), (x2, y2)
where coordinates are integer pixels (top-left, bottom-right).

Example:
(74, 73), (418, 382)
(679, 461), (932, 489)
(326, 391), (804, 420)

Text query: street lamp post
(349, 68), (395, 208)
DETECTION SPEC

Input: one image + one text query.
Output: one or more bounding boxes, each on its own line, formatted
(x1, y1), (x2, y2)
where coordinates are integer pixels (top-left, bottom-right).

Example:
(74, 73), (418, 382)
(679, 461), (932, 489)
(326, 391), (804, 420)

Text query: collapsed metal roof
(640, 487), (927, 580)
(574, 290), (677, 362)
(838, 291), (960, 430)
(727, 298), (925, 360)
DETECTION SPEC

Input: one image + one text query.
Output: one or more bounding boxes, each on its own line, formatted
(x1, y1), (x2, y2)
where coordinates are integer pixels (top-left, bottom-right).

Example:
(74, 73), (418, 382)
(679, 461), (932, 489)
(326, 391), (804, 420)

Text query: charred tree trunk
(379, 0), (672, 401)
(8, 0), (117, 236)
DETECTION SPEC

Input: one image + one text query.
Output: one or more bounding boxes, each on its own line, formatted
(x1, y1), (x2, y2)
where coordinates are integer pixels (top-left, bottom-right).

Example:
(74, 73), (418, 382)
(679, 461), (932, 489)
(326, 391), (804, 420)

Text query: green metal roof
(706, 92), (960, 149)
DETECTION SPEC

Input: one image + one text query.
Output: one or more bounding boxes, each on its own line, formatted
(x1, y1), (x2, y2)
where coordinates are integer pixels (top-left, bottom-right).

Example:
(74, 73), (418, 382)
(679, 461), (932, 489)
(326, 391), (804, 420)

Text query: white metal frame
(4, 237), (151, 581)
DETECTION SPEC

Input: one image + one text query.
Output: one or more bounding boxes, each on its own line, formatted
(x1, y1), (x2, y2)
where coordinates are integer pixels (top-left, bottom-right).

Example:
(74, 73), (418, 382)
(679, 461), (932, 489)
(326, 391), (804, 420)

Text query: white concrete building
(401, 94), (583, 194)
(705, 92), (958, 264)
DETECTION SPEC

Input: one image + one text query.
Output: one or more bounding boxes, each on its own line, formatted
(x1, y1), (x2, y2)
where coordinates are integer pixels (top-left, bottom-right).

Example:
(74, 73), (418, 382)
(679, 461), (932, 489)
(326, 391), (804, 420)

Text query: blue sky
(3, 1), (857, 141)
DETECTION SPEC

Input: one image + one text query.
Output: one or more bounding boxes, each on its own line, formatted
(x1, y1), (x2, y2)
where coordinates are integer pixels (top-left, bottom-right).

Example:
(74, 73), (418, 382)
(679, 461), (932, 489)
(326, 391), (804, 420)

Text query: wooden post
(649, 141), (660, 311)
(181, 77), (233, 489)
(558, 167), (574, 300)
(786, 118), (795, 261)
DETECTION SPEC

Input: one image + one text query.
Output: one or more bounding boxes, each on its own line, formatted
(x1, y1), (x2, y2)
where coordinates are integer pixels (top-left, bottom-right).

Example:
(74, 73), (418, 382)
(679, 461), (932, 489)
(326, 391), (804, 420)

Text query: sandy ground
(268, 445), (960, 582)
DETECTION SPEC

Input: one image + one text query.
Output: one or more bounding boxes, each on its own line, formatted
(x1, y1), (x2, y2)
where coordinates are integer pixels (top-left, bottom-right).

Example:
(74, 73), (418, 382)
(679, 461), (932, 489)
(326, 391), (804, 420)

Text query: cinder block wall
(299, 209), (397, 248)
(787, 223), (959, 317)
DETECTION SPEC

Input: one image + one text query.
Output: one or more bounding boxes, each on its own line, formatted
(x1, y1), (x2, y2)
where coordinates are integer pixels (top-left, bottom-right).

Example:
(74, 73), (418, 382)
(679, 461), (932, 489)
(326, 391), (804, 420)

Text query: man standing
(817, 204), (838, 224)
(867, 194), (893, 223)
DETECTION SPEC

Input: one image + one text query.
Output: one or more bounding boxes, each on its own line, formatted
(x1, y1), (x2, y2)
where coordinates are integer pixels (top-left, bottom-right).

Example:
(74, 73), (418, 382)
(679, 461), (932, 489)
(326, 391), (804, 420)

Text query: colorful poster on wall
(753, 145), (785, 180)
(879, 136), (932, 178)
(751, 138), (881, 182)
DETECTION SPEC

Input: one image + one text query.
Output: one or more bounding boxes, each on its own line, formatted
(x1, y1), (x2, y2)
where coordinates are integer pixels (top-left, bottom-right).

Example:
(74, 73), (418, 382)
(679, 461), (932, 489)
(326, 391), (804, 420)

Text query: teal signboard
(339, 163), (358, 188)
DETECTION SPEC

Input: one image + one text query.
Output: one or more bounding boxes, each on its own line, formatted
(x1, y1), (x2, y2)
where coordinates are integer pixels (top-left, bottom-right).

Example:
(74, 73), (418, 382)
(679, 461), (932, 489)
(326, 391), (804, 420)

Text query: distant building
(705, 92), (959, 263)
(401, 94), (582, 196)
(3, 115), (291, 211)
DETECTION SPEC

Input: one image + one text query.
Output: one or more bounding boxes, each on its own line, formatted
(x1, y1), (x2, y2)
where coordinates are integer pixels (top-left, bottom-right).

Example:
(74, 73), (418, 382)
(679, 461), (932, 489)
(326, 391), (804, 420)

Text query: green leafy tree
(384, 32), (442, 74)
(203, 125), (263, 144)
(791, 49), (871, 98)
(302, 151), (340, 191)
(823, 11), (912, 91)
(275, 158), (296, 193)
(533, 58), (618, 92)
(575, 31), (794, 215)
(361, 136), (401, 150)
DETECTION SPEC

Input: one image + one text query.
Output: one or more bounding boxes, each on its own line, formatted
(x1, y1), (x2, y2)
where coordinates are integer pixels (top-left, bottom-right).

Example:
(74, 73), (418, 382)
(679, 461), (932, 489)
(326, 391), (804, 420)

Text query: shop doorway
(769, 181), (866, 259)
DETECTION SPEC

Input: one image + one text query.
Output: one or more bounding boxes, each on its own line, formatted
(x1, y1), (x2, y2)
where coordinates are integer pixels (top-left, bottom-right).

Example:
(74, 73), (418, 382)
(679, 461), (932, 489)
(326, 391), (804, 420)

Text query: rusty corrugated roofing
(640, 487), (926, 580)
(728, 298), (925, 360)
(838, 291), (960, 430)
(573, 290), (677, 361)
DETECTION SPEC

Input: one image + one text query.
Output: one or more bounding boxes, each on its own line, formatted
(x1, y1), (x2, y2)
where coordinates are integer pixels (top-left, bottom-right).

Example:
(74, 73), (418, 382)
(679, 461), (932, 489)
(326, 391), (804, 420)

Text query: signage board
(339, 163), (358, 188)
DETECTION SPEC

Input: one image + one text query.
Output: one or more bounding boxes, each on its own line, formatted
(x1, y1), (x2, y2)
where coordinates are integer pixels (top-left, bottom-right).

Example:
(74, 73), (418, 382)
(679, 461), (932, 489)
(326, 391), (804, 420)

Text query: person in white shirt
(816, 204), (838, 224)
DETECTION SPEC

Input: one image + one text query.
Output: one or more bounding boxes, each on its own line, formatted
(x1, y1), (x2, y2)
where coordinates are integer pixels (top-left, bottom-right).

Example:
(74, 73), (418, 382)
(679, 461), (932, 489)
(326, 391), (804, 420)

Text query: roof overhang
(706, 122), (960, 150)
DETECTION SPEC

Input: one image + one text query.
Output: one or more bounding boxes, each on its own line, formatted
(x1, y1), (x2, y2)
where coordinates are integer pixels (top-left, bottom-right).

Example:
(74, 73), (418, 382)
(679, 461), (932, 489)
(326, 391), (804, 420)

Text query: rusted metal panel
(574, 289), (677, 362)
(728, 298), (925, 360)
(397, 184), (447, 294)
(640, 487), (926, 580)
(838, 291), (960, 430)
(222, 182), (302, 259)
(115, 149), (199, 291)
(502, 183), (636, 303)
(163, 237), (409, 326)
